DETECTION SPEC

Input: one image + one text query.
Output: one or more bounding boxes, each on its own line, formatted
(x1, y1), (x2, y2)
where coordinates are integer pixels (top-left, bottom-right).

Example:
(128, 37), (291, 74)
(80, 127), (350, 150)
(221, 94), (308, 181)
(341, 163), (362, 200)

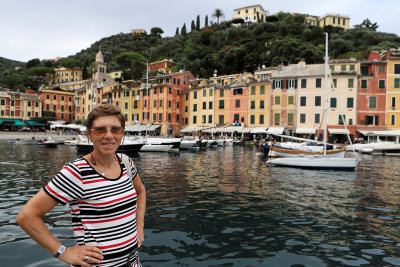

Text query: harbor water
(0, 141), (399, 266)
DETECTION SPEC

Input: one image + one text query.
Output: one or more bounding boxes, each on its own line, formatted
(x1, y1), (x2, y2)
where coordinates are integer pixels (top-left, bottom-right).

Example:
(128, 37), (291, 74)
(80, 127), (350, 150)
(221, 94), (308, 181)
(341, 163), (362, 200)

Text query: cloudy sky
(1, 0), (399, 62)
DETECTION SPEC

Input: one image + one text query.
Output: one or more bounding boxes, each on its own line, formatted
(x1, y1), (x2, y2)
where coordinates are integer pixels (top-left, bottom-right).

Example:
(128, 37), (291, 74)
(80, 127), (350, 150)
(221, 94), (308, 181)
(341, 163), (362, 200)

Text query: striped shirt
(44, 154), (139, 266)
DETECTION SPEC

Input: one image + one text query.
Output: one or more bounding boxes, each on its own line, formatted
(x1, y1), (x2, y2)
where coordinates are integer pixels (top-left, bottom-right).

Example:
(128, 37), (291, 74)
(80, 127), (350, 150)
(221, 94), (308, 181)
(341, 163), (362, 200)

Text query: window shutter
(272, 80), (276, 89)
(295, 79), (298, 88)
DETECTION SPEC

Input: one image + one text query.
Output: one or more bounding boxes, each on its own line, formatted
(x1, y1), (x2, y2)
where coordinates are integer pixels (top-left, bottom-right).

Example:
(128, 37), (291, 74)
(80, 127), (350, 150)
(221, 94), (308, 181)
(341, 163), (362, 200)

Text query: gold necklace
(90, 152), (118, 176)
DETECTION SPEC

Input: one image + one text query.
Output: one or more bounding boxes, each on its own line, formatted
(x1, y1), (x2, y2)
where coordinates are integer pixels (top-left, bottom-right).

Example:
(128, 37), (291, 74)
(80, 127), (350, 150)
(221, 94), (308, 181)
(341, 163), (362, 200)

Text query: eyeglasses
(88, 127), (124, 136)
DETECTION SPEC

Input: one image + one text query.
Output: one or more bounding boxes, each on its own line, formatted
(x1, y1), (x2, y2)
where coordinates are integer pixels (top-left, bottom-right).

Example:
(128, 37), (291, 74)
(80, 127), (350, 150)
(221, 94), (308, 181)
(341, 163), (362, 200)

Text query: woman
(17, 104), (146, 266)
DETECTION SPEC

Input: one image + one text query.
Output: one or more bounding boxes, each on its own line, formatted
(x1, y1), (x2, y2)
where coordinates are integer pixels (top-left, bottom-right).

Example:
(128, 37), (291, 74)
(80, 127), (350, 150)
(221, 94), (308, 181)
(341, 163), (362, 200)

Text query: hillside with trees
(1, 11), (400, 91)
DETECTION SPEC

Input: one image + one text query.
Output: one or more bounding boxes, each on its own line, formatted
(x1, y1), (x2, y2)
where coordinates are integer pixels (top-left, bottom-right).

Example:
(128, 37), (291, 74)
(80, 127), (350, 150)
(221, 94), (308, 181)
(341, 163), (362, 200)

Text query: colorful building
(233, 5), (269, 23)
(50, 67), (83, 84)
(357, 52), (387, 135)
(148, 59), (176, 74)
(386, 50), (400, 129)
(39, 86), (74, 122)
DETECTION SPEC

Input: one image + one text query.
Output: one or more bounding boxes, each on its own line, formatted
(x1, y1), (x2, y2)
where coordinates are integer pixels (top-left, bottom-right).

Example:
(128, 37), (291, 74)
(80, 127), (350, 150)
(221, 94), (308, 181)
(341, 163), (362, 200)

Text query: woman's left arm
(133, 173), (146, 247)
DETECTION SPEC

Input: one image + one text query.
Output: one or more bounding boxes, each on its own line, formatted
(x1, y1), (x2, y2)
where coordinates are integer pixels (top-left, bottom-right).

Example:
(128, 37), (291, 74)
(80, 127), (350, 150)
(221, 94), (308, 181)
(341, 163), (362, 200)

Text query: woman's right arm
(16, 190), (103, 267)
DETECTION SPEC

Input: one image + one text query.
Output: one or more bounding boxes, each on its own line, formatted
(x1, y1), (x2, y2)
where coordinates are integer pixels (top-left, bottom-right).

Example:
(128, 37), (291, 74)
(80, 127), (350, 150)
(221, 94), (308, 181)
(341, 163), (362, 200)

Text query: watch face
(59, 246), (65, 253)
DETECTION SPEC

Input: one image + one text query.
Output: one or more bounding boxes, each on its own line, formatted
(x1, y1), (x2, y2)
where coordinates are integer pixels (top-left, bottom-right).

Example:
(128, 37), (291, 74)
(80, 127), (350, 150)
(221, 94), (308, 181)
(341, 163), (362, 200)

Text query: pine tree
(205, 15), (208, 27)
(181, 23), (187, 36)
(196, 15), (200, 31)
(175, 27), (179, 36)
(191, 20), (195, 31)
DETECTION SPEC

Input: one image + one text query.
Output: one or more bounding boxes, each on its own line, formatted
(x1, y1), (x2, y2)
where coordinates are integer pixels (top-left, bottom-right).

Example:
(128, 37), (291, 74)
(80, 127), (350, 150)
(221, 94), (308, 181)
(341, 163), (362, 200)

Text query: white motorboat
(180, 139), (201, 149)
(140, 144), (173, 152)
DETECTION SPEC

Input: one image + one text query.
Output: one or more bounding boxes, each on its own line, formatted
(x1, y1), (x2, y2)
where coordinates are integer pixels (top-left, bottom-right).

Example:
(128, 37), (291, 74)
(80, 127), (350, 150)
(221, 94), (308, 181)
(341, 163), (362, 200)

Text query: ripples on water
(0, 142), (399, 266)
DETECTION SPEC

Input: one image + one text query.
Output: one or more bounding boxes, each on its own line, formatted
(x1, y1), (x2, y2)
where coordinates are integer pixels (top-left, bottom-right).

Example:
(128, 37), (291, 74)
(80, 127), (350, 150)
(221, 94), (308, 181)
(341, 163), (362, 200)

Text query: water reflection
(0, 143), (399, 266)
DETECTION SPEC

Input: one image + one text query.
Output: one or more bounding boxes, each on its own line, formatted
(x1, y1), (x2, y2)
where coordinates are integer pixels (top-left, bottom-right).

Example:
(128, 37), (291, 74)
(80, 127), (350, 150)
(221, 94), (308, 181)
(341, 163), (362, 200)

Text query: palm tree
(212, 8), (224, 25)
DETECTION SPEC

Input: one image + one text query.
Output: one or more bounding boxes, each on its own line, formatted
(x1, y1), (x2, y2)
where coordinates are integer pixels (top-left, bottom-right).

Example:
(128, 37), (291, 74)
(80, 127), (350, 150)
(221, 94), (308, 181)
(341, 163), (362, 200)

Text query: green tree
(205, 15), (209, 27)
(115, 52), (147, 80)
(196, 15), (200, 31)
(150, 27), (164, 37)
(26, 58), (41, 69)
(191, 20), (196, 31)
(355, 18), (379, 31)
(60, 58), (82, 69)
(212, 8), (224, 25)
(175, 27), (179, 36)
(181, 23), (187, 36)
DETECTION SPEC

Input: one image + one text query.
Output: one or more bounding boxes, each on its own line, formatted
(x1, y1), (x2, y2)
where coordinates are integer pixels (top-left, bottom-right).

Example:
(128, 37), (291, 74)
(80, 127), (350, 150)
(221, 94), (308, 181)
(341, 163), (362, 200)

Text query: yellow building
(121, 82), (141, 124)
(131, 29), (147, 36)
(187, 79), (215, 128)
(233, 5), (269, 23)
(386, 52), (400, 128)
(107, 71), (123, 81)
(51, 67), (83, 84)
(319, 14), (350, 30)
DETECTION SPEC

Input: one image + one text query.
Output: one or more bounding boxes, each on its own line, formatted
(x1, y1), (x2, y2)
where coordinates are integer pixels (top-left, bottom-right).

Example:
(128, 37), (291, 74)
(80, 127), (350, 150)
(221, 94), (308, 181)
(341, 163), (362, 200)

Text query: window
(288, 95), (294, 105)
(250, 115), (255, 124)
(395, 64), (400, 74)
(316, 78), (322, 88)
(11, 100), (14, 106)
(392, 97), (396, 108)
(209, 101), (213, 109)
(301, 79), (307, 88)
(366, 115), (379, 126)
(203, 89), (206, 97)
(315, 113), (320, 124)
(332, 79), (337, 88)
(154, 88), (157, 94)
(315, 96), (321, 106)
(361, 80), (368, 89)
(234, 114), (239, 123)
(260, 100), (264, 109)
(194, 91), (197, 99)
(349, 65), (355, 71)
(203, 102), (207, 109)
(53, 95), (57, 100)
(153, 113), (156, 122)
(208, 115), (212, 123)
(177, 102), (180, 108)
(391, 114), (395, 126)
(300, 96), (306, 106)
(168, 100), (171, 108)
(125, 102), (128, 109)
(251, 101), (255, 109)
(168, 113), (171, 122)
(288, 79), (297, 89)
(185, 106), (188, 112)
(251, 87), (256, 95)
(274, 113), (280, 125)
(260, 86), (265, 94)
(219, 100), (224, 109)
(169, 88), (172, 94)
(288, 113), (294, 125)
(330, 98), (337, 108)
(235, 100), (240, 108)
(218, 115), (224, 125)
(394, 78), (400, 88)
(300, 113), (306, 123)
(369, 96), (377, 109)
(193, 115), (197, 124)
(159, 113), (162, 121)
(220, 89), (224, 97)
(341, 65), (346, 71)
(160, 88), (163, 94)
(134, 101), (138, 109)
(347, 98), (354, 108)
(53, 104), (56, 110)
(159, 100), (163, 107)
(338, 115), (346, 125)
(330, 65), (335, 71)
(259, 115), (264, 124)
(202, 115), (206, 123)
(379, 64), (385, 73)
(379, 80), (385, 89)
(193, 104), (197, 112)
(154, 100), (157, 108)
(272, 80), (282, 89)
(348, 78), (354, 88)
(275, 96), (280, 105)
(209, 89), (213, 96)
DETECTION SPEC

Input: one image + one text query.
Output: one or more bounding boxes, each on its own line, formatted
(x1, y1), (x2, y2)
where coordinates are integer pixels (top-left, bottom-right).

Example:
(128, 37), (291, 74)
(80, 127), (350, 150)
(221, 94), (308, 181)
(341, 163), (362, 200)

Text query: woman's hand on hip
(59, 245), (103, 267)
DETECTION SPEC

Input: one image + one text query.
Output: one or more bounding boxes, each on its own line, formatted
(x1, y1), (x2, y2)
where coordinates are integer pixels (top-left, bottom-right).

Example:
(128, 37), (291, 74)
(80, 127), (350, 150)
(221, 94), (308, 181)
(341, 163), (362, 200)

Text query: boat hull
(140, 144), (173, 152)
(76, 143), (144, 154)
(267, 157), (358, 171)
(263, 144), (346, 158)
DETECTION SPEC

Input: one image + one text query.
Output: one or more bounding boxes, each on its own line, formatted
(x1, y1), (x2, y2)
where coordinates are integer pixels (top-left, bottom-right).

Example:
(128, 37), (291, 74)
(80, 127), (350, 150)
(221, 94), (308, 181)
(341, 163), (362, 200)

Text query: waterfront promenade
(0, 131), (79, 141)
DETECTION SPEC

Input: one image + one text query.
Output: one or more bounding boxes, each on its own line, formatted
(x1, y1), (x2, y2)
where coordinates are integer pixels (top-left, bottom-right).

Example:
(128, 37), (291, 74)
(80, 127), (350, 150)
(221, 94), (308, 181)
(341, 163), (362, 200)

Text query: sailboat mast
(324, 33), (328, 157)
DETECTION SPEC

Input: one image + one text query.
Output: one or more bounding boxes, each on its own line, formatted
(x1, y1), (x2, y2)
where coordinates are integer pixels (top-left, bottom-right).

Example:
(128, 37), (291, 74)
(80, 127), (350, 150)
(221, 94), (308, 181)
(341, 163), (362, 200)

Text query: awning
(250, 127), (269, 134)
(221, 126), (245, 133)
(125, 124), (160, 132)
(147, 124), (161, 131)
(26, 121), (47, 126)
(239, 127), (252, 133)
(328, 128), (350, 135)
(180, 126), (213, 133)
(358, 130), (400, 136)
(267, 127), (285, 135)
(0, 119), (26, 126)
(296, 128), (316, 134)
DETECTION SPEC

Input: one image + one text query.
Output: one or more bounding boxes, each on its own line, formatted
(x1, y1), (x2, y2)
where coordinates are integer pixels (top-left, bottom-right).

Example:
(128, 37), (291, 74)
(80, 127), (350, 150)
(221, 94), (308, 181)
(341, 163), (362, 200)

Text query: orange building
(39, 86), (75, 122)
